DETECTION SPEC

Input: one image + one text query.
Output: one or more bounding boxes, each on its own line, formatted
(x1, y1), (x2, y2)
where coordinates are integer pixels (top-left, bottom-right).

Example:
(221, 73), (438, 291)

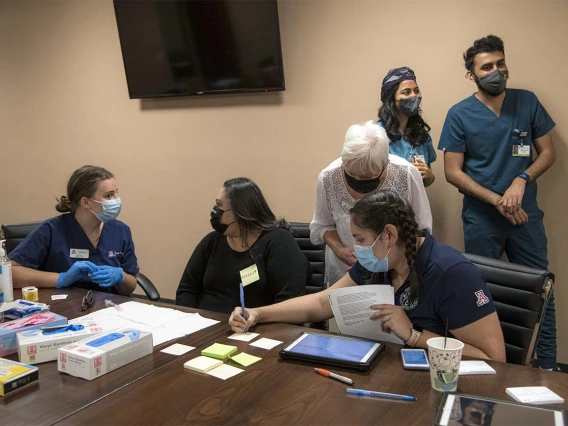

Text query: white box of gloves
(17, 319), (103, 364)
(57, 328), (152, 380)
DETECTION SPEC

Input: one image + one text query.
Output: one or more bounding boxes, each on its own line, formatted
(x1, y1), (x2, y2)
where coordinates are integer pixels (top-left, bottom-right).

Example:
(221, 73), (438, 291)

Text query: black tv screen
(113, 0), (285, 99)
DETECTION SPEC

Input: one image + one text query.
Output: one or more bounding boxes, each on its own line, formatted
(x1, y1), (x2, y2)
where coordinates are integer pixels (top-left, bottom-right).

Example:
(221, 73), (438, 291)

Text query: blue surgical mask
(89, 197), (122, 223)
(354, 234), (391, 273)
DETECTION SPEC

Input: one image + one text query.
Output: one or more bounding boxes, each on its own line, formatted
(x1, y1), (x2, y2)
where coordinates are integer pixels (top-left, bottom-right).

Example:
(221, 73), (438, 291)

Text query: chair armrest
(136, 272), (160, 301)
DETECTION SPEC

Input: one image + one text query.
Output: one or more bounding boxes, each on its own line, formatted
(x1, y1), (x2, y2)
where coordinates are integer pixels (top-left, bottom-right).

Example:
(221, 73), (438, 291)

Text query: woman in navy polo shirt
(9, 165), (139, 295)
(377, 66), (436, 187)
(229, 190), (506, 361)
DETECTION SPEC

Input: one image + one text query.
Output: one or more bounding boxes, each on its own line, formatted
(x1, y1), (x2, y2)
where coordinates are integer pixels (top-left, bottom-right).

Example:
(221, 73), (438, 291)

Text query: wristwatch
(518, 172), (531, 183)
(405, 324), (423, 347)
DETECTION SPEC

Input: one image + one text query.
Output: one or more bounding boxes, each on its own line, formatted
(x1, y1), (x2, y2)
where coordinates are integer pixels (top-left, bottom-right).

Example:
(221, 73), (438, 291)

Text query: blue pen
(346, 388), (417, 401)
(239, 283), (248, 333)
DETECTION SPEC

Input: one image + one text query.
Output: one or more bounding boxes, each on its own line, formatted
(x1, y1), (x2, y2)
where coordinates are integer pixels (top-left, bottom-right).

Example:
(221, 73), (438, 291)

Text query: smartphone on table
(401, 348), (430, 370)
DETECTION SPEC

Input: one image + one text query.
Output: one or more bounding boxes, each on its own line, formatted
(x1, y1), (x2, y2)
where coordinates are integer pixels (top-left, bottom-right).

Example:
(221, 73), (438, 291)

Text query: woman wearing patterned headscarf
(378, 67), (436, 187)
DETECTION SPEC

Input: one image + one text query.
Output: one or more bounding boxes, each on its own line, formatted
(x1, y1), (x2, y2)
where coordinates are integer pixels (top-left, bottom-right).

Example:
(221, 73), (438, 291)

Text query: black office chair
(464, 253), (554, 366)
(289, 222), (327, 330)
(1, 221), (160, 301)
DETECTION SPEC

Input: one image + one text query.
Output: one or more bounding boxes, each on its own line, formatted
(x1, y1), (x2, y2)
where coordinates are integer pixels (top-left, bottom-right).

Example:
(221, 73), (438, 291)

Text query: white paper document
(71, 302), (219, 347)
(329, 285), (404, 345)
(162, 313), (220, 336)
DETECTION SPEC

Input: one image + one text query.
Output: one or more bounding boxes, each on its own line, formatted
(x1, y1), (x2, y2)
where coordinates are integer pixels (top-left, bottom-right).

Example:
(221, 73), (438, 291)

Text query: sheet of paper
(459, 360), (496, 375)
(230, 352), (262, 367)
(206, 364), (244, 380)
(117, 302), (190, 327)
(250, 337), (283, 350)
(162, 313), (220, 335)
(228, 332), (259, 342)
(51, 294), (68, 300)
(328, 285), (404, 345)
(160, 343), (195, 356)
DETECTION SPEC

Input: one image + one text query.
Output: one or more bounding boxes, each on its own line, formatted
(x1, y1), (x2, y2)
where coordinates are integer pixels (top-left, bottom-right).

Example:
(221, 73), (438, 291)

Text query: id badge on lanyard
(512, 129), (530, 157)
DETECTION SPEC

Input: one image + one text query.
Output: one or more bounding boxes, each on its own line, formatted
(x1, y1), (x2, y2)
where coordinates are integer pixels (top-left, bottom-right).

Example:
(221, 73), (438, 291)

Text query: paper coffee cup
(427, 337), (464, 392)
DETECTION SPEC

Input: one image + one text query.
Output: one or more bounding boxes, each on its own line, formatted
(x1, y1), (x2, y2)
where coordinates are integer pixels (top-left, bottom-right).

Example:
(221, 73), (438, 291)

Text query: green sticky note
(201, 343), (238, 360)
(230, 352), (262, 367)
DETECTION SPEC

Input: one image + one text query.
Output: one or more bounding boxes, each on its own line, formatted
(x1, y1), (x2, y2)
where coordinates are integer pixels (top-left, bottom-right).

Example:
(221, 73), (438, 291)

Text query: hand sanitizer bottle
(0, 247), (13, 303)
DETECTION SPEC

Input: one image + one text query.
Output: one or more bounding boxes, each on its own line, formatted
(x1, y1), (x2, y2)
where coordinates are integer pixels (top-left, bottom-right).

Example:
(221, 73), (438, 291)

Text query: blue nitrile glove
(91, 265), (125, 288)
(56, 261), (98, 288)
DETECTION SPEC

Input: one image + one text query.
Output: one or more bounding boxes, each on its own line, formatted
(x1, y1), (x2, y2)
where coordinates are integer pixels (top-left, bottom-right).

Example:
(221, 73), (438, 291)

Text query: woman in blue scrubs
(9, 165), (139, 295)
(377, 67), (436, 187)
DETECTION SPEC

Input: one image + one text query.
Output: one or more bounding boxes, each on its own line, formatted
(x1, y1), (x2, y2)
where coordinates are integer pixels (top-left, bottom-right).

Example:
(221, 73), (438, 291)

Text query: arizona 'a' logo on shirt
(475, 290), (490, 307)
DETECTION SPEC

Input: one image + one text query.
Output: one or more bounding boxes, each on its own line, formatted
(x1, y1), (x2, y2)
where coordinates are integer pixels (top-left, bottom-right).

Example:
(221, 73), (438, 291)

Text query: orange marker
(315, 368), (354, 385)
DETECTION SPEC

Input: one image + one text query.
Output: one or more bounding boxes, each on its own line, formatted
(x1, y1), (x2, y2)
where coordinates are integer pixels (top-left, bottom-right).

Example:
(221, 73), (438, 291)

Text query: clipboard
(278, 331), (385, 372)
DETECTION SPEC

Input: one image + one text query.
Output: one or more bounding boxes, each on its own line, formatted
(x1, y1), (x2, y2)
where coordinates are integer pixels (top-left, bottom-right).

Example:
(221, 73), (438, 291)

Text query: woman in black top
(176, 177), (311, 314)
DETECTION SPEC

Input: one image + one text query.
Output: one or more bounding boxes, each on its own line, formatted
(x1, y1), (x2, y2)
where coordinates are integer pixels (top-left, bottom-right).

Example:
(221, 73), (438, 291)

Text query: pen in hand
(239, 283), (248, 333)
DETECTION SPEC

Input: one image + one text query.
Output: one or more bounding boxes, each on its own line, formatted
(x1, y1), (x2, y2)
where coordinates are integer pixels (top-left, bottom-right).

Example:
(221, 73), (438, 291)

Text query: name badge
(240, 264), (260, 286)
(70, 249), (89, 259)
(413, 154), (426, 163)
(512, 145), (530, 157)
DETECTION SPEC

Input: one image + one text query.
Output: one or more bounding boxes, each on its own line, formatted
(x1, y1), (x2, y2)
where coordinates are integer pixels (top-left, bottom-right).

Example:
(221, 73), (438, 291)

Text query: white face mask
(88, 197), (122, 222)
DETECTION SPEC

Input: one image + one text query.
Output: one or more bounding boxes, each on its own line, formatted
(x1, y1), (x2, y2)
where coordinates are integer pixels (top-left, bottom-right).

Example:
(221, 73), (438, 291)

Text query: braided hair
(350, 190), (421, 302)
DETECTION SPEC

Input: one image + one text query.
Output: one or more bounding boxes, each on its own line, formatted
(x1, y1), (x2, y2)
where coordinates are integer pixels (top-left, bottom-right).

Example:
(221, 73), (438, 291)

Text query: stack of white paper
(506, 386), (565, 405)
(459, 360), (496, 375)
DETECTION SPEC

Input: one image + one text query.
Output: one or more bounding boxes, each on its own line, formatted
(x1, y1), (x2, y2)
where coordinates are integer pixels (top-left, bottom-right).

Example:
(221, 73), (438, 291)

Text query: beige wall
(1, 0), (567, 360)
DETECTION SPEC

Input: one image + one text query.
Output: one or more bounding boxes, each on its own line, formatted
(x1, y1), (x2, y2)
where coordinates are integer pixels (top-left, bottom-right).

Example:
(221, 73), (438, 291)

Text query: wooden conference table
(3, 288), (568, 425)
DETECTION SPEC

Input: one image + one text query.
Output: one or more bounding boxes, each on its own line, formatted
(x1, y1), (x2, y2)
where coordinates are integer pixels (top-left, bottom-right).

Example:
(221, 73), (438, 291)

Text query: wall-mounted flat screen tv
(113, 0), (285, 99)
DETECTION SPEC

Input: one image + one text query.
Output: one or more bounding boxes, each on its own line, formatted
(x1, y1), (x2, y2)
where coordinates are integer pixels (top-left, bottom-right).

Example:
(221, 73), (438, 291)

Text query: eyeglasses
(81, 290), (94, 311)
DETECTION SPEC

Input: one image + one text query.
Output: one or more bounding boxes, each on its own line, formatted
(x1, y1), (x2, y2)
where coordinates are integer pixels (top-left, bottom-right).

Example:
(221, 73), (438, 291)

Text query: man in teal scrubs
(438, 35), (557, 369)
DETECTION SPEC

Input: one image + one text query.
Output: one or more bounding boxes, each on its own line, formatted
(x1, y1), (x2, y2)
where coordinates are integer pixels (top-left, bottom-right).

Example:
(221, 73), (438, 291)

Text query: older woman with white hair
(310, 120), (432, 286)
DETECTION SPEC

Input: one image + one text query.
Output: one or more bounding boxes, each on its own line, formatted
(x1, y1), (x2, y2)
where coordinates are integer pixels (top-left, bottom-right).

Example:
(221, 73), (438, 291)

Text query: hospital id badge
(240, 264), (260, 286)
(512, 145), (530, 157)
(70, 248), (89, 259)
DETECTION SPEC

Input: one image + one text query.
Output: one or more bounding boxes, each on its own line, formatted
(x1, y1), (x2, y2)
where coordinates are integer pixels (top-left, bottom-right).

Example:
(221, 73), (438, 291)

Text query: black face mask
(398, 96), (421, 117)
(344, 169), (383, 194)
(210, 205), (233, 233)
(474, 69), (508, 96)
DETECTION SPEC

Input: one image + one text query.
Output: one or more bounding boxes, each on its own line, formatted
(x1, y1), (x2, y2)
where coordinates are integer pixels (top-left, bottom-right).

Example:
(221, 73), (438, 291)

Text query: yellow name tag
(240, 264), (260, 286)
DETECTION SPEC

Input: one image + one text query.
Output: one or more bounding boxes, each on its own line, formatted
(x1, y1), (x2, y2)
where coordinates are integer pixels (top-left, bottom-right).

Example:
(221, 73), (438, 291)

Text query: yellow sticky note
(240, 264), (260, 286)
(230, 352), (262, 367)
(201, 343), (237, 360)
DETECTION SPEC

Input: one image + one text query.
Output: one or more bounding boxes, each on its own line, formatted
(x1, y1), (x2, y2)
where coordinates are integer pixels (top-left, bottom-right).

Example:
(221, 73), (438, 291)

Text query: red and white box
(17, 319), (103, 364)
(57, 328), (152, 380)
